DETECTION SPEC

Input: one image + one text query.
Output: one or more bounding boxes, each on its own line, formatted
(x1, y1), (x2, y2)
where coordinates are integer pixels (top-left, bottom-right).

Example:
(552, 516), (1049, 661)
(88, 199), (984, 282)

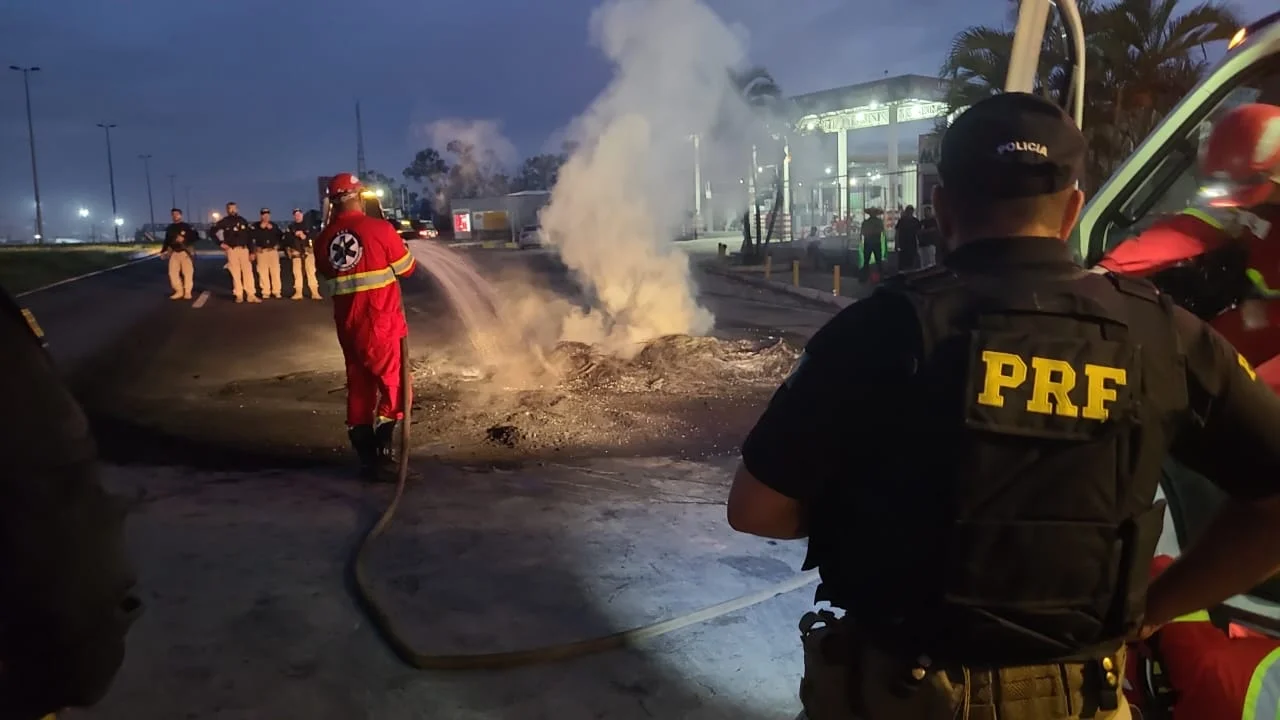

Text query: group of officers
(161, 202), (323, 303)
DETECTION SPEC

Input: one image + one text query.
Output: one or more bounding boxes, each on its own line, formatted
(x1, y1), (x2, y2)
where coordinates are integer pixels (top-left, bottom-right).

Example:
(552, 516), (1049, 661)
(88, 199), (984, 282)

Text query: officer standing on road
(727, 92), (1280, 720)
(210, 202), (259, 304)
(0, 284), (140, 719)
(287, 208), (322, 301)
(250, 208), (285, 300)
(162, 207), (198, 301)
(315, 173), (417, 482)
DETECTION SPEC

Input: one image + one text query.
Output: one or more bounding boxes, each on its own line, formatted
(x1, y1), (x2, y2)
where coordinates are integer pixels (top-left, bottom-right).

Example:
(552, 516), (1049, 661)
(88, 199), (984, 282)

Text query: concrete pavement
(45, 244), (836, 719)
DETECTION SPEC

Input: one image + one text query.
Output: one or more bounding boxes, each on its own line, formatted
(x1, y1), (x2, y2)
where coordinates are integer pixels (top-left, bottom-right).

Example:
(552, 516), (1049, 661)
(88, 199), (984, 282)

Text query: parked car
(518, 224), (543, 249)
(396, 219), (439, 243)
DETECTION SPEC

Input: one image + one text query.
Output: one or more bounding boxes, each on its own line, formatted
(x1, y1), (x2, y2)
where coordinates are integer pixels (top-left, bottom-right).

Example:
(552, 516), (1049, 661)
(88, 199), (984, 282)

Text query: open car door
(1066, 11), (1280, 635)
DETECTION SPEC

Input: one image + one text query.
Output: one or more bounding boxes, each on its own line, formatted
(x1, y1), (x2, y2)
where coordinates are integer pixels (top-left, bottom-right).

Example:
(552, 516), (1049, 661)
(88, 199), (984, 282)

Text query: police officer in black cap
(727, 92), (1280, 719)
(0, 284), (140, 718)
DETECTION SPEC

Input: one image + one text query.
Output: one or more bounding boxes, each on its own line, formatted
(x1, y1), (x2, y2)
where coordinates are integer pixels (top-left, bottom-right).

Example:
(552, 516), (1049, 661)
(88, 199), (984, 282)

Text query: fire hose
(346, 336), (820, 670)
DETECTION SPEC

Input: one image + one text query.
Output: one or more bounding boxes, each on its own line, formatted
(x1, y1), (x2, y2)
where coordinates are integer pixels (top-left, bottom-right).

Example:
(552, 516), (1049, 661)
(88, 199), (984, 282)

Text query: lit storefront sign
(797, 100), (949, 134)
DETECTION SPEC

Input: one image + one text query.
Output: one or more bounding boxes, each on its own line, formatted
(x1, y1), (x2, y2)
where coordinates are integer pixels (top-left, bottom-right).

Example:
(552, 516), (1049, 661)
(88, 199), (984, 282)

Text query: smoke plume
(537, 0), (751, 355)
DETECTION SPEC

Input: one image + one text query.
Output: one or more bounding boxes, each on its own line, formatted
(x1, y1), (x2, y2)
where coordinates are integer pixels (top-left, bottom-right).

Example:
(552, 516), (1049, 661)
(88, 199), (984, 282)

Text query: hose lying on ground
(346, 336), (819, 670)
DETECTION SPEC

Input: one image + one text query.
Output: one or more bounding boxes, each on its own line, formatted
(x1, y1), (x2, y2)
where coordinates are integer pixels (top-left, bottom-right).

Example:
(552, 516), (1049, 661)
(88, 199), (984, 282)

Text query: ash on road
(81, 249), (827, 468)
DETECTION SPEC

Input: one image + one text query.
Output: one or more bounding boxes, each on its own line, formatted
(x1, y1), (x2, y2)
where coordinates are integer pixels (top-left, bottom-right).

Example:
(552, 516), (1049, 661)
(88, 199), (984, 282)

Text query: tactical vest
(812, 264), (1188, 666)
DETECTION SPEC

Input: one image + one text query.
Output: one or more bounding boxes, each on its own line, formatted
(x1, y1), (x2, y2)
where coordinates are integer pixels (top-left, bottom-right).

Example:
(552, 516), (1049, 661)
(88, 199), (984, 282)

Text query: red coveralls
(1124, 556), (1280, 719)
(315, 209), (417, 427)
(1098, 204), (1280, 390)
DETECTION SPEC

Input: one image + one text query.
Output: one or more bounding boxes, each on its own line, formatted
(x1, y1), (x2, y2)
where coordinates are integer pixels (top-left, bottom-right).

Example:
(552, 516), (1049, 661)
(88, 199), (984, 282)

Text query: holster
(798, 611), (859, 720)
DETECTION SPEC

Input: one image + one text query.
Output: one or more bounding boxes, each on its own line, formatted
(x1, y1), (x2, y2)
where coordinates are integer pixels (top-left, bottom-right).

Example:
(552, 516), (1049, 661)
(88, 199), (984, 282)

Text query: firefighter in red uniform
(1097, 103), (1280, 389)
(315, 173), (417, 480)
(1125, 555), (1280, 719)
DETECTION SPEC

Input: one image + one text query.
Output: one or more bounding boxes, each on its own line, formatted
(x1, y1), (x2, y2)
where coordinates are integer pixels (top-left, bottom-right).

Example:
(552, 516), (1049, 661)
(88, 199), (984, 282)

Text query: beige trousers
(256, 250), (282, 298)
(290, 253), (321, 299)
(167, 251), (194, 298)
(226, 246), (258, 302)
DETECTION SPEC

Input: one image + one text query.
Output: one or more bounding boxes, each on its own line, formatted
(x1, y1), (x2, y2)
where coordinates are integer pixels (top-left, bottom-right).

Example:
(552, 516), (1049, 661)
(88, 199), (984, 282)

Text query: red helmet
(1198, 103), (1280, 208)
(326, 173), (363, 200)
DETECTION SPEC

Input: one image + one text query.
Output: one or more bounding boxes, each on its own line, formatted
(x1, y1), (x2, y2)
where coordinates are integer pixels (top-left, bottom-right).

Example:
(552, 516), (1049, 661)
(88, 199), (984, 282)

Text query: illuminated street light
(374, 188), (385, 198)
(113, 217), (124, 227)
(211, 212), (221, 221)
(78, 207), (89, 218)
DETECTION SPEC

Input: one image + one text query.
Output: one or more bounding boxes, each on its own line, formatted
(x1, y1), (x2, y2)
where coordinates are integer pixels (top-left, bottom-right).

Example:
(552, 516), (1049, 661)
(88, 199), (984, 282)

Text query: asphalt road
(18, 254), (169, 377)
(61, 246), (833, 471)
(34, 244), (837, 720)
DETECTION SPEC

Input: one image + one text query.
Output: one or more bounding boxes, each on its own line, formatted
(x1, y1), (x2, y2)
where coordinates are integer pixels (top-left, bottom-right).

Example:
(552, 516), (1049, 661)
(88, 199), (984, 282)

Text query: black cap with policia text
(938, 92), (1087, 200)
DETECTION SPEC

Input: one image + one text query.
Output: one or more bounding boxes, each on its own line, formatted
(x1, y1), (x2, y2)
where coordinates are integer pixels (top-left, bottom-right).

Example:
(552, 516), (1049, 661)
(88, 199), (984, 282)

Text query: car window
(1090, 59), (1280, 257)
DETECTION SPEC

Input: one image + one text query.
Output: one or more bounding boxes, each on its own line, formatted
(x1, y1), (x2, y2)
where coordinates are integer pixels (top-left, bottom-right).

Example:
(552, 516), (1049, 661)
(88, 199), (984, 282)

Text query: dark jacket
(249, 222), (284, 251)
(286, 220), (316, 256)
(211, 214), (252, 248)
(895, 215), (921, 253)
(162, 222), (199, 253)
(0, 287), (140, 719)
(919, 217), (940, 248)
(861, 216), (885, 242)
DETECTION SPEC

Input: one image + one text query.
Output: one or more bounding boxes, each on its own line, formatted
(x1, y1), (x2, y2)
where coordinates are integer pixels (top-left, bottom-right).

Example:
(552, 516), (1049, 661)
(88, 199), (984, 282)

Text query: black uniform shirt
(286, 220), (315, 253)
(249, 221), (284, 250)
(742, 237), (1280, 505)
(163, 222), (199, 253)
(211, 214), (252, 248)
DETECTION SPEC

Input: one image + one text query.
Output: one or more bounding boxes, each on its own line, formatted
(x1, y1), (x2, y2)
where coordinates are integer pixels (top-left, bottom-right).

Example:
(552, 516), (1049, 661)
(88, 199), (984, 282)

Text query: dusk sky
(1, 0), (1272, 239)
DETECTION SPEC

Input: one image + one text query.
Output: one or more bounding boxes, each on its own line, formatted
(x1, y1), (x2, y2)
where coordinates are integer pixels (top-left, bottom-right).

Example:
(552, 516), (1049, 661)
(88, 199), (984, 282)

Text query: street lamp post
(97, 123), (121, 242)
(139, 154), (155, 226)
(78, 207), (90, 242)
(168, 174), (177, 209)
(10, 65), (44, 243)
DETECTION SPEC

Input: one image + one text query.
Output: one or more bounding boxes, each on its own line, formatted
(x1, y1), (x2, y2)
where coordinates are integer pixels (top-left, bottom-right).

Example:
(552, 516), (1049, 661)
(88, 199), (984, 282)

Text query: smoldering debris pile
(548, 335), (797, 393)
(408, 334), (798, 456)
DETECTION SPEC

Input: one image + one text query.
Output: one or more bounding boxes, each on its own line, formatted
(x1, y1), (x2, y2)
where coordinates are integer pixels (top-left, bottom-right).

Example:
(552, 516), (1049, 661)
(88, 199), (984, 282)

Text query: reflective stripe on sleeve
(324, 267), (397, 296)
(1169, 609), (1212, 623)
(1182, 206), (1227, 230)
(1242, 646), (1280, 720)
(390, 250), (415, 275)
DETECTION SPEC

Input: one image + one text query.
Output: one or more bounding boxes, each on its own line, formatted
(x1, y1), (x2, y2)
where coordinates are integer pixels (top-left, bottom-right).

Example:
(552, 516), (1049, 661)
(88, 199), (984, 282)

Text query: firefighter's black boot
(373, 420), (400, 481)
(347, 424), (379, 481)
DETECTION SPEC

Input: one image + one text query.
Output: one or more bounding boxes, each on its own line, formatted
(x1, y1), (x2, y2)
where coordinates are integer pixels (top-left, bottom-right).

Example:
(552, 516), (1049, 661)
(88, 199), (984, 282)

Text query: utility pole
(97, 123), (120, 242)
(10, 66), (44, 243)
(139, 154), (155, 226)
(168, 174), (177, 209)
(184, 186), (192, 221)
(355, 100), (367, 178)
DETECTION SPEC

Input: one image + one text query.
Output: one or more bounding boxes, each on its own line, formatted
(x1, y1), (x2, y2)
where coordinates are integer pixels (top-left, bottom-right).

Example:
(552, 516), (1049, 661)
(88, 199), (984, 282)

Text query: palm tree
(939, 0), (1237, 193)
(731, 66), (784, 260)
(1086, 0), (1239, 184)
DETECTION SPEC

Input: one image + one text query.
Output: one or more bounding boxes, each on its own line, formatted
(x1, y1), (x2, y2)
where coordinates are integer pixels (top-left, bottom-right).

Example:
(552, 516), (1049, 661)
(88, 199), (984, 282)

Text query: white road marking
(15, 251), (162, 298)
(191, 291), (211, 309)
(408, 306), (422, 314)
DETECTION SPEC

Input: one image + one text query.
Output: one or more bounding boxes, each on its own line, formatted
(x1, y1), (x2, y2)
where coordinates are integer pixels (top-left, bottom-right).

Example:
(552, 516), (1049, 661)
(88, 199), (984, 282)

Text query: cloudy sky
(0, 0), (1271, 239)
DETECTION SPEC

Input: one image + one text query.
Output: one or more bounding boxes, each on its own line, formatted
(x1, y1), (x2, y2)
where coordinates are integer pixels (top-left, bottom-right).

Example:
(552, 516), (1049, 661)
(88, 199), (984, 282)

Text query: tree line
(356, 142), (577, 216)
